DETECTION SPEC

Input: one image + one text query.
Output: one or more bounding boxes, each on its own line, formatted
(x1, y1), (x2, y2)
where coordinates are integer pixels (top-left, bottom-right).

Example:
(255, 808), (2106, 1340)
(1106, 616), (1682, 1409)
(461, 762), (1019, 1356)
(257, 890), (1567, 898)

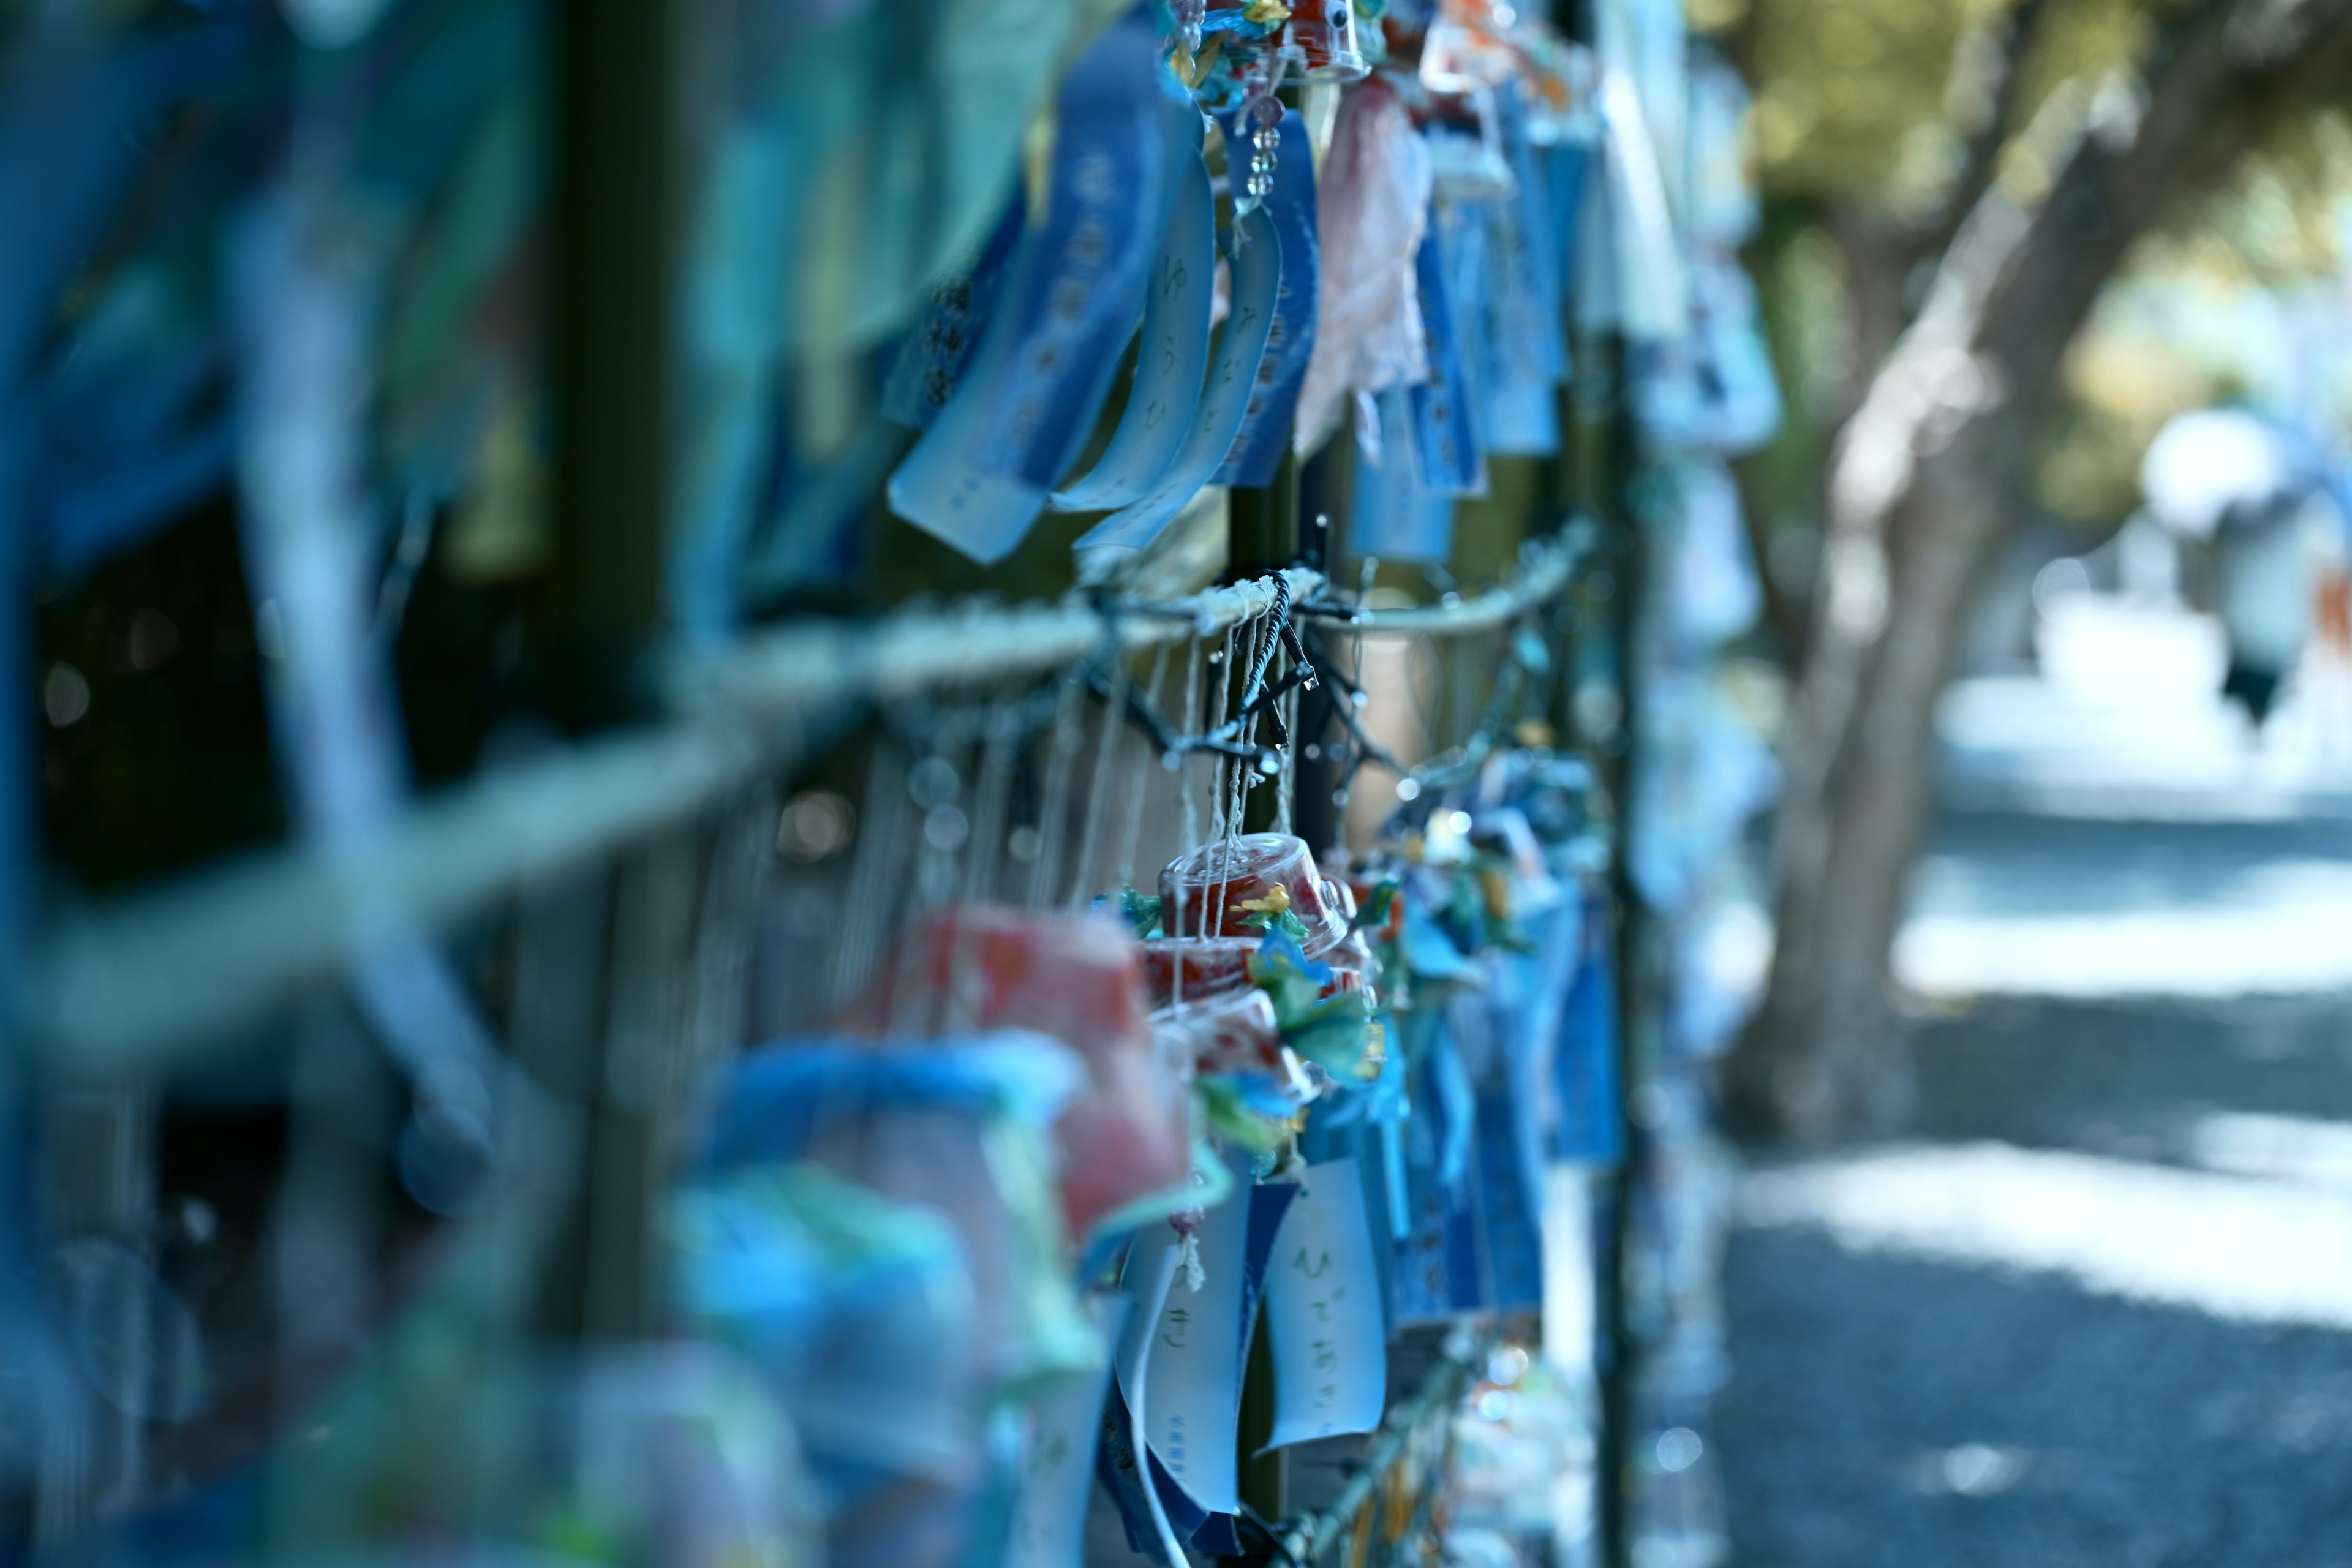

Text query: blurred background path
(1715, 601), (2352, 1567)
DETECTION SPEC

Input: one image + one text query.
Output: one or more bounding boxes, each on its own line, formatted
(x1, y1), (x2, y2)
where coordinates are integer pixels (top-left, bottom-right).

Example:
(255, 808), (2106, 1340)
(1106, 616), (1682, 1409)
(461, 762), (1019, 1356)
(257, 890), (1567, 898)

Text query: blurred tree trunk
(1727, 0), (2352, 1143)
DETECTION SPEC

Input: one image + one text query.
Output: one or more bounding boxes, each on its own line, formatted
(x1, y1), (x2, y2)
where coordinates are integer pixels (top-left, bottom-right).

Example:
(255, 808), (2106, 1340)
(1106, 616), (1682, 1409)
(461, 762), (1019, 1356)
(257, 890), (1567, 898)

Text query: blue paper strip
(879, 193), (1026, 432)
(1263, 1159), (1387, 1449)
(1501, 83), (1567, 387)
(1212, 109), (1319, 489)
(1450, 84), (1566, 457)
(1072, 204), (1282, 560)
(1049, 122), (1214, 511)
(1553, 886), (1624, 1166)
(1472, 1087), (1545, 1311)
(1349, 385), (1453, 564)
(1392, 1046), (1466, 1325)
(888, 7), (1166, 562)
(980, 20), (1169, 492)
(1005, 1292), (1132, 1568)
(1547, 137), (1594, 296)
(1410, 203), (1485, 497)
(1046, 71), (1212, 511)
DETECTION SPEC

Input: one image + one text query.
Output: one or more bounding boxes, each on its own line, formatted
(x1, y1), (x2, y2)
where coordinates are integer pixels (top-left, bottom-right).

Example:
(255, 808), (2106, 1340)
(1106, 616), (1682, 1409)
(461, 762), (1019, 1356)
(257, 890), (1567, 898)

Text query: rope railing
(33, 532), (1589, 1072)
(1270, 1328), (1493, 1567)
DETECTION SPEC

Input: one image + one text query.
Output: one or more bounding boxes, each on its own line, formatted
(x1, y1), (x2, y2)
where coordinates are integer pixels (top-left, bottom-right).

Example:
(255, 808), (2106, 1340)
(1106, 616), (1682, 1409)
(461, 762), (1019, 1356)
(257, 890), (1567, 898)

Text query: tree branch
(1982, 0), (2352, 429)
(1736, 0), (2352, 1142)
(1920, 0), (2053, 266)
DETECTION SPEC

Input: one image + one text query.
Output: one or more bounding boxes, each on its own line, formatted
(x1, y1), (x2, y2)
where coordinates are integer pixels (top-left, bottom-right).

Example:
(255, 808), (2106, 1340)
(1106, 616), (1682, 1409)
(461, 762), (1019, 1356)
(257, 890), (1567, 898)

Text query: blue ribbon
(1050, 78), (1215, 512)
(1213, 108), (1320, 489)
(1348, 386), (1453, 563)
(1071, 204), (1283, 562)
(888, 7), (1168, 562)
(1553, 886), (1625, 1166)
(1469, 83), (1566, 456)
(878, 192), (1027, 432)
(1409, 199), (1485, 497)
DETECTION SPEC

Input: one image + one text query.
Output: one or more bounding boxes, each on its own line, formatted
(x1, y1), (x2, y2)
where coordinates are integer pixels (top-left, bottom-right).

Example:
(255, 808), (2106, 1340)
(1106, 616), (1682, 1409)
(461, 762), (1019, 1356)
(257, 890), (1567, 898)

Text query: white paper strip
(1006, 1291), (1133, 1568)
(1120, 1200), (1249, 1515)
(1262, 1158), (1388, 1450)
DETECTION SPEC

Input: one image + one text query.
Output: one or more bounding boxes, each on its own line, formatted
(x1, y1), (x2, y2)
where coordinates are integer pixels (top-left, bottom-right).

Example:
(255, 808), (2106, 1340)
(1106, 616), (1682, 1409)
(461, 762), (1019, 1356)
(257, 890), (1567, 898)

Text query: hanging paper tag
(1049, 80), (1214, 512)
(979, 18), (1169, 491)
(1118, 1199), (1250, 1516)
(1105, 1242), (1189, 1566)
(1243, 1180), (1302, 1342)
(1552, 885), (1623, 1166)
(1540, 1163), (1599, 1381)
(1072, 205), (1282, 565)
(1392, 1040), (1479, 1324)
(879, 194), (1027, 432)
(1049, 157), (1213, 510)
(1212, 108), (1320, 490)
(1409, 204), (1485, 497)
(1470, 84), (1566, 456)
(1348, 386), (1453, 563)
(1501, 83), (1567, 387)
(888, 7), (1166, 562)
(1262, 1158), (1388, 1449)
(1006, 1291), (1134, 1568)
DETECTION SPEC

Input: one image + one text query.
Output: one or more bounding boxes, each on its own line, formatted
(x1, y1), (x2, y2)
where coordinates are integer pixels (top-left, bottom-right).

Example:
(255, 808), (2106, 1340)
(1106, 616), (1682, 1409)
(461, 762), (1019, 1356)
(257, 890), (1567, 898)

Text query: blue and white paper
(879, 194), (1026, 432)
(1005, 1291), (1134, 1568)
(1212, 108), (1319, 489)
(1119, 1199), (1249, 1516)
(1408, 207), (1485, 498)
(888, 9), (1166, 562)
(1108, 1242), (1188, 1566)
(1049, 71), (1213, 511)
(1072, 205), (1281, 565)
(1349, 386), (1453, 564)
(1262, 1159), (1387, 1449)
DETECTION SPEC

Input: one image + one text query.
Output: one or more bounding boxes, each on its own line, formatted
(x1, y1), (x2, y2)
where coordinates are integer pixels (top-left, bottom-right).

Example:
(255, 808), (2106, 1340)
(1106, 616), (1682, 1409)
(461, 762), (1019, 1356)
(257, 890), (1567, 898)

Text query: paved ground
(1716, 810), (2352, 1568)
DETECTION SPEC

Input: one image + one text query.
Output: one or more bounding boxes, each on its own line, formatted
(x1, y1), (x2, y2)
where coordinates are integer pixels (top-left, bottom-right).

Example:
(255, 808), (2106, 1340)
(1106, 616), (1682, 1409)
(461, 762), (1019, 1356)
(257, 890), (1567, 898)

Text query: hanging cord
(1068, 619), (1132, 907)
(1212, 624), (1236, 837)
(1203, 624), (1239, 947)
(1225, 614), (1262, 835)
(1300, 608), (1556, 808)
(826, 734), (911, 1011)
(944, 687), (1023, 1031)
(962, 687), (1021, 908)
(1275, 668), (1298, 837)
(883, 734), (975, 1038)
(1090, 573), (1311, 774)
(1025, 673), (1087, 910)
(1118, 641), (1174, 892)
(1173, 635), (1205, 1002)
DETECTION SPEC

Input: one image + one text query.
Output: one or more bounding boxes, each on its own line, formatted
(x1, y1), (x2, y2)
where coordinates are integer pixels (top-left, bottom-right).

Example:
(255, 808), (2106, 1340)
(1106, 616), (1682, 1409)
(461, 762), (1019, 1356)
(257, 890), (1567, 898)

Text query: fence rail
(34, 533), (1587, 1072)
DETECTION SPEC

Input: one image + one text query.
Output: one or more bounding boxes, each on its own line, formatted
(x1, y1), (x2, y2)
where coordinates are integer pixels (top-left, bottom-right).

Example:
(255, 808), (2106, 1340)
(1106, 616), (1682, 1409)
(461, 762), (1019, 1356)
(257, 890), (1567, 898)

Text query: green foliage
(1118, 884), (1164, 938)
(1740, 0), (2352, 538)
(1238, 903), (1313, 943)
(1749, 0), (1989, 208)
(1745, 0), (2155, 213)
(1348, 878), (1398, 933)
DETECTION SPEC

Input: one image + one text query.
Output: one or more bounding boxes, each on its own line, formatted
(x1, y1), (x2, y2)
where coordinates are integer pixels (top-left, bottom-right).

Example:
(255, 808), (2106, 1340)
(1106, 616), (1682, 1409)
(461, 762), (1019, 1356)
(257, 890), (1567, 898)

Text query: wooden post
(539, 0), (675, 727)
